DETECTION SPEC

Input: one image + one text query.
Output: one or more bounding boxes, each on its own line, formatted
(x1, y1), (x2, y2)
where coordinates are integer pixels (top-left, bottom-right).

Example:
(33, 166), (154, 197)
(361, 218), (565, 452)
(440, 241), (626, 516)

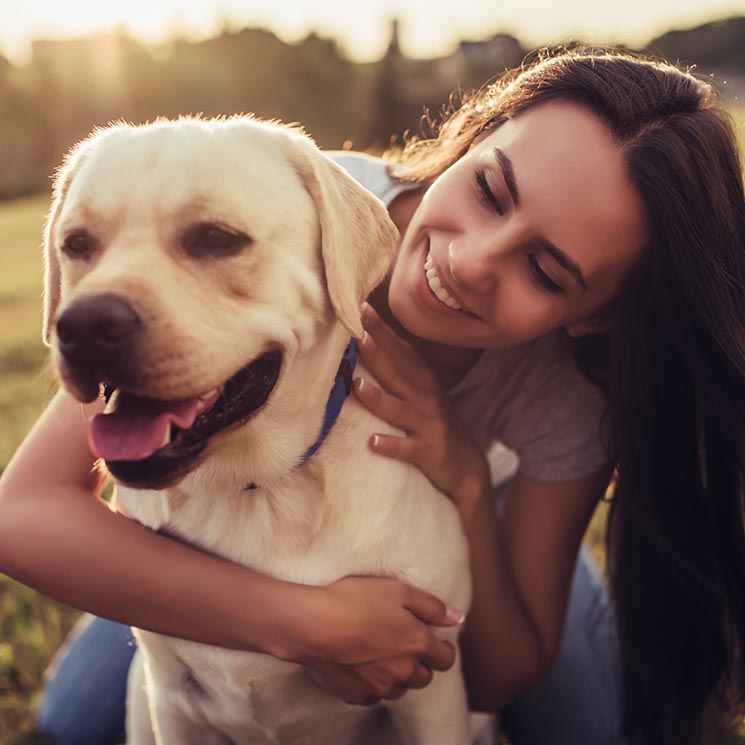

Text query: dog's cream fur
(44, 117), (472, 745)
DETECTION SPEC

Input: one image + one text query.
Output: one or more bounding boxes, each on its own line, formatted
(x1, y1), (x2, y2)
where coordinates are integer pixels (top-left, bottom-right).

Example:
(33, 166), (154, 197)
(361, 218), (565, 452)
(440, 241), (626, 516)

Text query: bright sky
(0, 0), (743, 64)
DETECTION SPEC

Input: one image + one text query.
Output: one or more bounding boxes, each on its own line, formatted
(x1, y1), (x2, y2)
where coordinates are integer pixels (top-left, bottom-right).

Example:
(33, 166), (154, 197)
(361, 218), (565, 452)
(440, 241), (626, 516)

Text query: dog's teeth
(196, 388), (218, 412)
(161, 422), (172, 447)
(103, 388), (119, 415)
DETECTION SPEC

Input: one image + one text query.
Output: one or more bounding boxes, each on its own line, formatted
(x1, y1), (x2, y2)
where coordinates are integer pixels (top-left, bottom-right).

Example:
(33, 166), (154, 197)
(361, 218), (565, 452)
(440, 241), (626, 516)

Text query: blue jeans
(500, 545), (622, 744)
(37, 615), (135, 745)
(36, 546), (621, 745)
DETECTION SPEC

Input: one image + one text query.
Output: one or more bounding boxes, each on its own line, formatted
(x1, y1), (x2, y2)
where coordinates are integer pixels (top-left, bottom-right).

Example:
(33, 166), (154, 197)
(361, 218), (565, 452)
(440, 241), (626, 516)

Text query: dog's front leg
(126, 649), (156, 745)
(129, 636), (229, 745)
(386, 655), (471, 745)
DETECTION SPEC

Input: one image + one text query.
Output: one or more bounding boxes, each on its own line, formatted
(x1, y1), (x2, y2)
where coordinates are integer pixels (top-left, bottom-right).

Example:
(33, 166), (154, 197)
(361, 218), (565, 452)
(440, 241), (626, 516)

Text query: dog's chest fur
(114, 392), (470, 739)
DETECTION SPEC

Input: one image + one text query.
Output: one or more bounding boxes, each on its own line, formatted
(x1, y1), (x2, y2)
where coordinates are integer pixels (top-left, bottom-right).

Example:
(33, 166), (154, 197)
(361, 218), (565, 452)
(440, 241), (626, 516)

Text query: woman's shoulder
(455, 331), (610, 483)
(326, 151), (415, 206)
(460, 330), (598, 398)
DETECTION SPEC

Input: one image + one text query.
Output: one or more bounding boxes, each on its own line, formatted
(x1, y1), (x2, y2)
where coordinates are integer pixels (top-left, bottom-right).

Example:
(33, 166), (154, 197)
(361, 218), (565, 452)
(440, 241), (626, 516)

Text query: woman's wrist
(451, 454), (492, 516)
(243, 579), (322, 664)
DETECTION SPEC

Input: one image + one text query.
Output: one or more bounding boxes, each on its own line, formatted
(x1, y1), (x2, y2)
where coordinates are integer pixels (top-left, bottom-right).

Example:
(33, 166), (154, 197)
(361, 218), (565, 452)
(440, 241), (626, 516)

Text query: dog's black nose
(56, 294), (142, 366)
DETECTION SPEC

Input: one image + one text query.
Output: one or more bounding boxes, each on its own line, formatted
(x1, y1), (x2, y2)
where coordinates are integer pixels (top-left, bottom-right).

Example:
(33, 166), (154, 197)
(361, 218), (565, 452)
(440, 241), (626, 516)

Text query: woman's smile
(388, 99), (648, 349)
(424, 253), (465, 311)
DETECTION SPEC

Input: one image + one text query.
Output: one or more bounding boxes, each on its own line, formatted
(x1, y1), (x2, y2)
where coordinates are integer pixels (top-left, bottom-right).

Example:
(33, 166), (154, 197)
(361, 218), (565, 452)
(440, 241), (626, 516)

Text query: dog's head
(44, 117), (398, 488)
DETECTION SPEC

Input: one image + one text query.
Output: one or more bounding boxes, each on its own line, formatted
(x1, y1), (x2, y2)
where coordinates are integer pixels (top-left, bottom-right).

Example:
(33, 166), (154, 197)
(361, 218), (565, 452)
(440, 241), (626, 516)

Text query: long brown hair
(393, 47), (745, 744)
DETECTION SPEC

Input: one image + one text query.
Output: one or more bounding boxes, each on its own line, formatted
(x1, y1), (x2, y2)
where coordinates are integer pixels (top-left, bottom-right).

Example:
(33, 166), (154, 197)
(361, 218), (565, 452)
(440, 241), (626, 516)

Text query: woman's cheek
(494, 289), (560, 341)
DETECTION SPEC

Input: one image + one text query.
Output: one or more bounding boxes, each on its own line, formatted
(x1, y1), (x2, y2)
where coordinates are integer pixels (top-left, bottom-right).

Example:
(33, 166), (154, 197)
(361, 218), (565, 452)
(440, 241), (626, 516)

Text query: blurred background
(0, 1), (744, 741)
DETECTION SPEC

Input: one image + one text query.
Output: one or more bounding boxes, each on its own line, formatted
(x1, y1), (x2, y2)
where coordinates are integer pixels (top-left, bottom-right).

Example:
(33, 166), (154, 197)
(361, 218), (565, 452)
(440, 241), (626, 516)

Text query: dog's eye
(184, 224), (252, 257)
(62, 232), (95, 259)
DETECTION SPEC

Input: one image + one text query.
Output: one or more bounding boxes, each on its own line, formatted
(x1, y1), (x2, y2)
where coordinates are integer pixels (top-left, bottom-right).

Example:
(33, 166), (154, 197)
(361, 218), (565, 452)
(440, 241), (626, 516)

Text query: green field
(0, 194), (80, 743)
(0, 106), (744, 741)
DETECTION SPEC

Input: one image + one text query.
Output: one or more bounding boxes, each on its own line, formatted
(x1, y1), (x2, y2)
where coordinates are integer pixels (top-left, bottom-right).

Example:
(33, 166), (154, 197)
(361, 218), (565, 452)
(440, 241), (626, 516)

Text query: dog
(43, 116), (472, 744)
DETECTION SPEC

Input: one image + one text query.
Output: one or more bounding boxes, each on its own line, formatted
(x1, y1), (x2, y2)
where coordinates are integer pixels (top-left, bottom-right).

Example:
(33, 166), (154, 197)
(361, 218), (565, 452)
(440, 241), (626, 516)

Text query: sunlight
(1, 0), (744, 66)
(0, 0), (223, 64)
(31, 1), (178, 39)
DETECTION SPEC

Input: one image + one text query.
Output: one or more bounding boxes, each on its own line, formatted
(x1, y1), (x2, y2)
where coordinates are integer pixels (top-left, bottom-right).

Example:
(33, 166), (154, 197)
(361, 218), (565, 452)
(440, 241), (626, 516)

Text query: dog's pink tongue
(88, 394), (201, 461)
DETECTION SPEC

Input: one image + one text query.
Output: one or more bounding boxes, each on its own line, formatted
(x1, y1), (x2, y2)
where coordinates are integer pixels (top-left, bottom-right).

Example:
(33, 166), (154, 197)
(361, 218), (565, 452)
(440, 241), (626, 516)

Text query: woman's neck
(368, 281), (482, 390)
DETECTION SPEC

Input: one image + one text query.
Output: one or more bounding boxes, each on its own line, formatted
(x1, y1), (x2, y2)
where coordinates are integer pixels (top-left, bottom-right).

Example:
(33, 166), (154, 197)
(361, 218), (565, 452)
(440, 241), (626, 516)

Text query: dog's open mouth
(88, 350), (282, 487)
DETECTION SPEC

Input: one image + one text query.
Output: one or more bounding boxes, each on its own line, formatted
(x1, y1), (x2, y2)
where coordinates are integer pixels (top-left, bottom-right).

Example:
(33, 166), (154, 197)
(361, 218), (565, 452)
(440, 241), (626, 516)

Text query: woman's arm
(355, 304), (609, 709)
(0, 389), (460, 682)
(457, 468), (607, 711)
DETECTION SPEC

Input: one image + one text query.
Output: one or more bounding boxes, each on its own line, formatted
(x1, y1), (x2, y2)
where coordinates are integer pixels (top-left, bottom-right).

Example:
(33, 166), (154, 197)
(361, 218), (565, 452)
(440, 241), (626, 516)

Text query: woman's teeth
(424, 253), (463, 311)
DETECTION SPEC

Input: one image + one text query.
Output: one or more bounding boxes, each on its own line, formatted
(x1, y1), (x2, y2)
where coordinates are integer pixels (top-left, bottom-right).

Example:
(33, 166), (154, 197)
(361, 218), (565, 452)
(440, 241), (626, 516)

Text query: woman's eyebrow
(493, 146), (588, 292)
(538, 238), (588, 291)
(493, 147), (520, 207)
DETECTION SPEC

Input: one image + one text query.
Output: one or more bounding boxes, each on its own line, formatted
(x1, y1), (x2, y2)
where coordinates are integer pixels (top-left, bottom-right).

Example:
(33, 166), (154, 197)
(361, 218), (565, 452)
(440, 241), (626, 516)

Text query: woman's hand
(292, 575), (462, 704)
(306, 656), (435, 706)
(353, 303), (491, 509)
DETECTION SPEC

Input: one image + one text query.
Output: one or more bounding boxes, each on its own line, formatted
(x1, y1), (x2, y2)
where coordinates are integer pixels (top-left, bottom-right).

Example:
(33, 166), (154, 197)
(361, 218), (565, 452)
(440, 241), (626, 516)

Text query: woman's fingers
(406, 664), (434, 690)
(360, 303), (419, 367)
(309, 658), (434, 704)
(383, 685), (408, 701)
(353, 378), (422, 435)
(359, 304), (438, 396)
(305, 578), (463, 705)
(404, 585), (465, 629)
(357, 330), (415, 403)
(425, 637), (456, 672)
(308, 663), (382, 706)
(367, 432), (424, 468)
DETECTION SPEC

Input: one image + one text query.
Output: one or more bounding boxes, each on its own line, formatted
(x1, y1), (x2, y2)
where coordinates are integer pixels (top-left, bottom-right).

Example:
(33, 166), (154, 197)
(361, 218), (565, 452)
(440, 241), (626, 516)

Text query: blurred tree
(0, 16), (741, 200)
(648, 16), (745, 73)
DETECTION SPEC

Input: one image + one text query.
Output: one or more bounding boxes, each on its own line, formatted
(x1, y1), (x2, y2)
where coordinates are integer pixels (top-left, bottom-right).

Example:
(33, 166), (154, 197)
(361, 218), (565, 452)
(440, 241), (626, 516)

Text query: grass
(1, 106), (744, 741)
(0, 194), (81, 742)
(0, 195), (56, 469)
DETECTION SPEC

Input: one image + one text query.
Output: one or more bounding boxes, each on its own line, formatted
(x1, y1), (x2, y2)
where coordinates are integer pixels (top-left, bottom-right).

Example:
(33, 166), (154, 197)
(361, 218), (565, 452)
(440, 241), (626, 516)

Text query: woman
(1, 47), (744, 745)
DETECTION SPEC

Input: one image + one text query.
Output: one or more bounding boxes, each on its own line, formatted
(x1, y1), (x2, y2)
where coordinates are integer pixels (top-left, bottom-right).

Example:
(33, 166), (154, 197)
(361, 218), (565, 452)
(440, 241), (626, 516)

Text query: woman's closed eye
(527, 253), (566, 295)
(474, 167), (566, 295)
(474, 170), (504, 216)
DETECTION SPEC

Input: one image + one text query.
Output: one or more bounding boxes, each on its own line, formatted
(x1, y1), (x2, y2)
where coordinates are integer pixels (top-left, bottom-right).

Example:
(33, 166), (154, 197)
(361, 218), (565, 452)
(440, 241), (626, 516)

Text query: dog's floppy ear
(42, 138), (94, 346)
(286, 136), (399, 338)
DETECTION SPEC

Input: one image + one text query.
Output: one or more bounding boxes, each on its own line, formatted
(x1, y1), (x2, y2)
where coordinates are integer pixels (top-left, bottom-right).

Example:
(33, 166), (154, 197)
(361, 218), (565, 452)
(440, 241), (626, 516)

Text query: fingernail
(445, 605), (466, 624)
(360, 330), (372, 347)
(360, 302), (377, 321)
(355, 377), (367, 394)
(371, 434), (380, 448)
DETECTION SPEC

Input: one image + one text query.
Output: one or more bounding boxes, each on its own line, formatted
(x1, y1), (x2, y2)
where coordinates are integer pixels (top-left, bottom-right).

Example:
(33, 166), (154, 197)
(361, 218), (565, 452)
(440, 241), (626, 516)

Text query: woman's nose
(448, 233), (511, 295)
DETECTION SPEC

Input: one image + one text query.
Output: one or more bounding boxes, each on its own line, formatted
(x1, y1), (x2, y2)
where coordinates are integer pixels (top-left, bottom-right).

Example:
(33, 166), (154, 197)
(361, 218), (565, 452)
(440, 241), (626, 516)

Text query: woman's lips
(424, 253), (466, 310)
(415, 241), (468, 317)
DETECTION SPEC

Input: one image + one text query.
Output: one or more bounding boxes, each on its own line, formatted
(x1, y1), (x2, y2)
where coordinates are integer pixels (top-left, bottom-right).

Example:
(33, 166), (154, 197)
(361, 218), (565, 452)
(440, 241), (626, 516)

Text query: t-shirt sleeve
(505, 354), (609, 482)
(459, 335), (611, 484)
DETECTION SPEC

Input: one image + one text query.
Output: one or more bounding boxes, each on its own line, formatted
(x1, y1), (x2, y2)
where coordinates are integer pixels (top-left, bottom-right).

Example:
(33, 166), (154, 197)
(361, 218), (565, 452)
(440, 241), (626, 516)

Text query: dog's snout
(56, 293), (142, 365)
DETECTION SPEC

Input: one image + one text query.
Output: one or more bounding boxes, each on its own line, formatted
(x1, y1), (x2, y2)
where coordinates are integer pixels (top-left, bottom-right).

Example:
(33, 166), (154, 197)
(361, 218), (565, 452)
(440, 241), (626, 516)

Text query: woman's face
(388, 99), (649, 349)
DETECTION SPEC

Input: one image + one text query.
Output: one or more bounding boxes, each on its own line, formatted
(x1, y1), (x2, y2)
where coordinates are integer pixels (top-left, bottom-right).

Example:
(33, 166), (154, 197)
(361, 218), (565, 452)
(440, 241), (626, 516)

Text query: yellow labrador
(43, 117), (472, 745)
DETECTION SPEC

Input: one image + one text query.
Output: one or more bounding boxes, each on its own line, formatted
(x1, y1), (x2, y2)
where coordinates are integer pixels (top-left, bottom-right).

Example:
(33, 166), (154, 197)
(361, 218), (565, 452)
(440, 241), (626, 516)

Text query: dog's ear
(42, 139), (93, 346)
(286, 137), (399, 338)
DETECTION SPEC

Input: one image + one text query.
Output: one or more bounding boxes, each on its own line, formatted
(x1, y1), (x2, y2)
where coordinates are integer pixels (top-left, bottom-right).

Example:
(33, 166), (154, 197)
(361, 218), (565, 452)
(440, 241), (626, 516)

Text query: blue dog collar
(245, 337), (357, 489)
(298, 337), (357, 465)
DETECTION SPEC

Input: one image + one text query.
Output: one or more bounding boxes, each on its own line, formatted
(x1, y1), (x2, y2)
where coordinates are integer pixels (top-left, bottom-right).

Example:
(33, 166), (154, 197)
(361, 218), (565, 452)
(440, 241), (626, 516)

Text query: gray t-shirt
(330, 151), (609, 484)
